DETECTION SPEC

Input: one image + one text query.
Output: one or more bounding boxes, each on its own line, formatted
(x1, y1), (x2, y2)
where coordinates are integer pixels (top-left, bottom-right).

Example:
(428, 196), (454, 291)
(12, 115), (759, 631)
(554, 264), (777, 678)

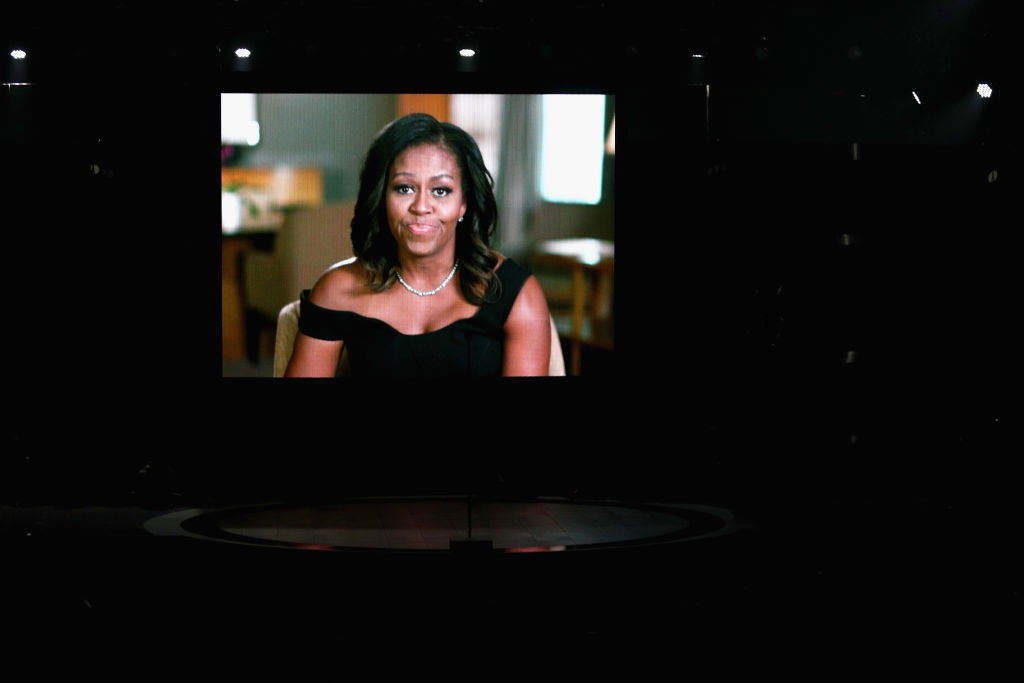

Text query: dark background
(2, 0), (1017, 665)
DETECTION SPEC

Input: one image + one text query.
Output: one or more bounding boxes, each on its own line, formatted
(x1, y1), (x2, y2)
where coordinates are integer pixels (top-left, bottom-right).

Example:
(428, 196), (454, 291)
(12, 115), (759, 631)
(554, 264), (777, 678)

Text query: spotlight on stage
(976, 83), (993, 99)
(5, 47), (32, 86)
(456, 38), (479, 72)
(222, 44), (255, 72)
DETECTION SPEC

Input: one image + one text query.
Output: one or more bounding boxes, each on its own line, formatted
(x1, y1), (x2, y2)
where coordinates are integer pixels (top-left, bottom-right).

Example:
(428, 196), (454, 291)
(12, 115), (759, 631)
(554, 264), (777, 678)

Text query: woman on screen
(285, 113), (552, 377)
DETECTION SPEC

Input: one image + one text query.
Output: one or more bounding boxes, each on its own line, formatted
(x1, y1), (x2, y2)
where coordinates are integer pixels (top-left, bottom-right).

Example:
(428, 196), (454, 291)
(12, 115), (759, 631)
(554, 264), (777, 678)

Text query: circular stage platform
(145, 497), (741, 552)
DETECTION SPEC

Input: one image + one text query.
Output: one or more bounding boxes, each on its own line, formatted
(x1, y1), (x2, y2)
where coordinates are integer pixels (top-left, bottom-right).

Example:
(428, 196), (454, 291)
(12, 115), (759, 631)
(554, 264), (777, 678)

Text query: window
(221, 93), (260, 146)
(539, 94), (607, 205)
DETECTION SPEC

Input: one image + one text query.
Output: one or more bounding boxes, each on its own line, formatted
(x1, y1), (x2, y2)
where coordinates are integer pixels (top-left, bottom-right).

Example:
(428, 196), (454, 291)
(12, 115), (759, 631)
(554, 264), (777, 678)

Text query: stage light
(456, 42), (479, 72)
(10, 49), (27, 59)
(912, 91), (921, 104)
(976, 83), (992, 98)
(235, 48), (251, 59)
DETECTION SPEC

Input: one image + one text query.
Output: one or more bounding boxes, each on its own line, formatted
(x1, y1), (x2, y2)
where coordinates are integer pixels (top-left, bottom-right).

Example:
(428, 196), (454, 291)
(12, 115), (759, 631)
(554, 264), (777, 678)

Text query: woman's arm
(284, 267), (350, 377)
(284, 333), (344, 377)
(502, 275), (552, 376)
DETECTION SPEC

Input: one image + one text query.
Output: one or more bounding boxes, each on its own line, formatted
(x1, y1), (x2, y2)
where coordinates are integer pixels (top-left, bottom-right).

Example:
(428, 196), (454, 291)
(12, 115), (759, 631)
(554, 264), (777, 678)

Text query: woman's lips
(406, 223), (438, 235)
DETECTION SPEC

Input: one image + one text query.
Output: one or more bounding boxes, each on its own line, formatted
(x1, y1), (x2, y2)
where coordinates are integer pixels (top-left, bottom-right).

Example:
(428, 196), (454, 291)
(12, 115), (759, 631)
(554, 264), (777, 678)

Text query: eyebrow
(393, 172), (456, 182)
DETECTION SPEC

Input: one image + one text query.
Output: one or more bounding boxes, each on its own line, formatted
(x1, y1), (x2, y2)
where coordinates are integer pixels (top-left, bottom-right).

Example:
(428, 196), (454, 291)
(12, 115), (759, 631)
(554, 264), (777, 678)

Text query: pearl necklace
(396, 259), (459, 296)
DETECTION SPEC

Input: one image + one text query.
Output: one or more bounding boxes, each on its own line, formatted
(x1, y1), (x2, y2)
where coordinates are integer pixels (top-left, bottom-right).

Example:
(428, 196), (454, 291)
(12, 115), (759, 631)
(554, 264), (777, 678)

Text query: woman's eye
(393, 184), (452, 197)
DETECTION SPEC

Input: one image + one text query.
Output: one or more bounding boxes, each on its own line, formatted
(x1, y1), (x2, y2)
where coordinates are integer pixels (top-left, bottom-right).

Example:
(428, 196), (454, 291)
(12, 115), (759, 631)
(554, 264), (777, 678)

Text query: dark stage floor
(4, 482), (1019, 674)
(146, 498), (741, 552)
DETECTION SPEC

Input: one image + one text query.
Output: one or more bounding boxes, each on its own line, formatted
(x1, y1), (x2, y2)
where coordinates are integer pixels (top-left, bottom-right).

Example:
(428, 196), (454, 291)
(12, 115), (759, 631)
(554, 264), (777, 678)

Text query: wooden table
(532, 238), (614, 375)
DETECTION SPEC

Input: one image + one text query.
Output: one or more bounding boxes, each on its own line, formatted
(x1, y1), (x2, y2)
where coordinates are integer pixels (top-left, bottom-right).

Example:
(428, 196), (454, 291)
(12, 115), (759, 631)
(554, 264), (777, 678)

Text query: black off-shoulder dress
(297, 259), (531, 377)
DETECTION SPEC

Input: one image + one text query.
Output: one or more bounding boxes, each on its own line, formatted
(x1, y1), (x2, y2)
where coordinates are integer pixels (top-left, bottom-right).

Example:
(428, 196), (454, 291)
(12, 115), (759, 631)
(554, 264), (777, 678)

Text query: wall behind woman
(232, 93), (398, 202)
(528, 160), (615, 245)
(492, 93), (615, 258)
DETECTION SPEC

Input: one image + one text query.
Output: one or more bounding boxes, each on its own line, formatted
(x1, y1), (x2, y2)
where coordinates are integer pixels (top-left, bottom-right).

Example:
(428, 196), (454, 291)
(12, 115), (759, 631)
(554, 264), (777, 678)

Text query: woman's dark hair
(350, 113), (500, 304)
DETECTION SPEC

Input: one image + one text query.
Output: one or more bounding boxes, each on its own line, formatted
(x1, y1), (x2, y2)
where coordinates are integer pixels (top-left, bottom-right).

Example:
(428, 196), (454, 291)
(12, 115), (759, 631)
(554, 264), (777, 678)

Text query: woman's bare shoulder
(309, 257), (367, 309)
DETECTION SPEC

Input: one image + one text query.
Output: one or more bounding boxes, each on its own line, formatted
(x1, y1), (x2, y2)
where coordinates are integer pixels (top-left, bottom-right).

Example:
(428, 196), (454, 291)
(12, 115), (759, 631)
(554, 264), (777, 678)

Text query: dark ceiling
(1, 1), (1007, 145)
(4, 1), (1002, 89)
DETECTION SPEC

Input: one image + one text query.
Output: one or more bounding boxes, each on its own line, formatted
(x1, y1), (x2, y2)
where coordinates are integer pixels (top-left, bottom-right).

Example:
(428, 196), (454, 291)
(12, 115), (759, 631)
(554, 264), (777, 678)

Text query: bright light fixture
(459, 48), (476, 57)
(235, 48), (251, 59)
(977, 83), (992, 98)
(912, 91), (921, 104)
(10, 49), (27, 59)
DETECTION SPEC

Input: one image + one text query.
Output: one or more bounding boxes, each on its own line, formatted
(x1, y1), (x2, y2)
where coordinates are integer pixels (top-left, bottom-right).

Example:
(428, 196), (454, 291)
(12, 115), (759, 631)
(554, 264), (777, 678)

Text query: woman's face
(386, 143), (466, 262)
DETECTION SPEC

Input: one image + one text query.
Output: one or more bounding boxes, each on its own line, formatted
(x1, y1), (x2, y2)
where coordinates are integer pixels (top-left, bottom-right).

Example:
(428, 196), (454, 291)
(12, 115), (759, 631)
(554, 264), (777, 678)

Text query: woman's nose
(410, 190), (432, 214)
